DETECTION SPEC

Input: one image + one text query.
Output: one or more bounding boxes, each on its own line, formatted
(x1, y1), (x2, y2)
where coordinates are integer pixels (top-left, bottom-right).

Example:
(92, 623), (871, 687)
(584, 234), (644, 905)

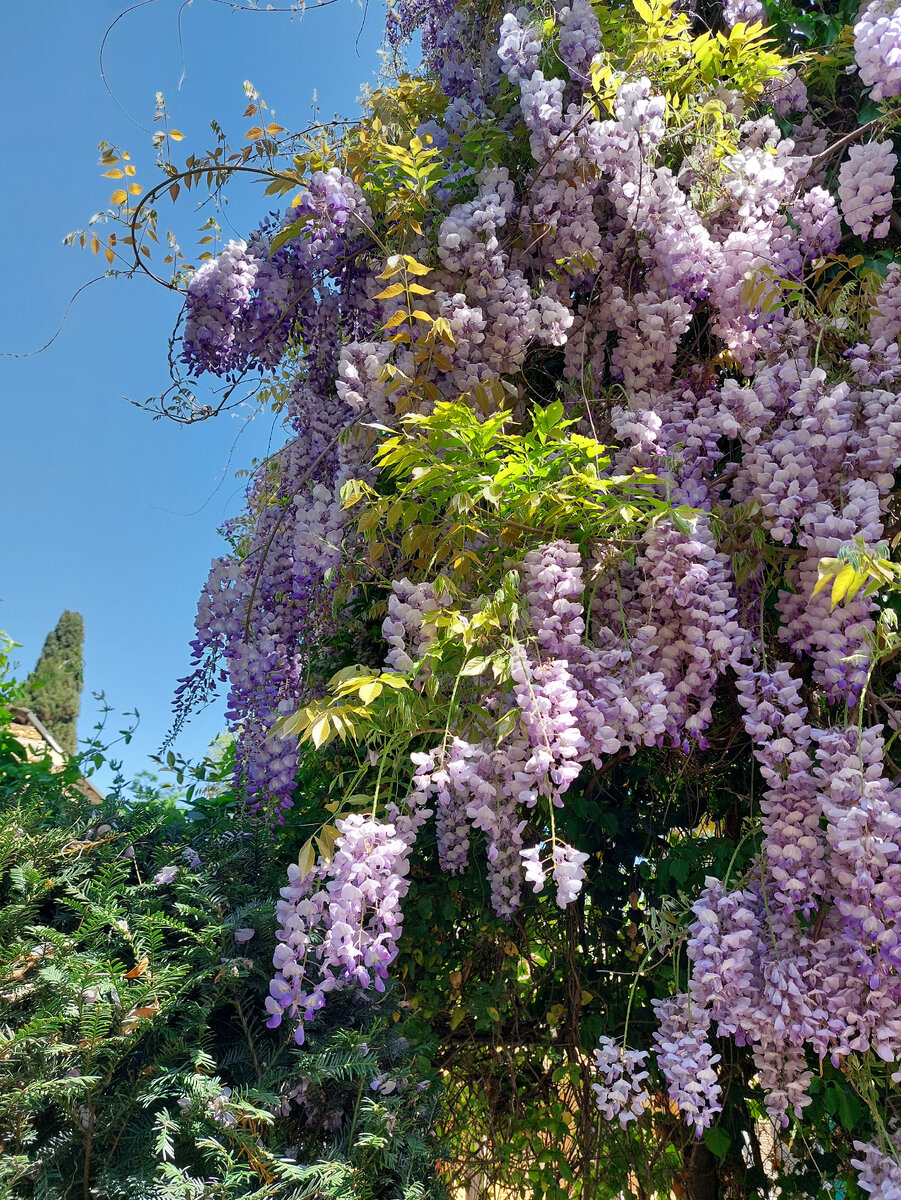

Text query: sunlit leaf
(374, 282), (406, 300)
(297, 838), (316, 879)
(831, 564), (858, 610)
(401, 255), (431, 275)
(310, 715), (332, 749)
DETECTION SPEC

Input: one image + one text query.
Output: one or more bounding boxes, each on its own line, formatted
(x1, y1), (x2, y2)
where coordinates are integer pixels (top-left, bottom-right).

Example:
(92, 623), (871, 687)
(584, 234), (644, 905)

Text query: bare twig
(810, 116), (888, 171)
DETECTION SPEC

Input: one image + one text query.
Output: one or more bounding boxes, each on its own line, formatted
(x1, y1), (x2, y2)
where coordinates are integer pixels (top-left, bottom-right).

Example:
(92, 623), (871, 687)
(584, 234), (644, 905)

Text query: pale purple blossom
(838, 141), (897, 241)
(855, 0), (901, 101)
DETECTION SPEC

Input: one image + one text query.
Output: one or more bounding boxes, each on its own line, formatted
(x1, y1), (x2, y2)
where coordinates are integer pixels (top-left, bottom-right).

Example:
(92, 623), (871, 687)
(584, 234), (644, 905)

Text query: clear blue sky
(1, 0), (386, 781)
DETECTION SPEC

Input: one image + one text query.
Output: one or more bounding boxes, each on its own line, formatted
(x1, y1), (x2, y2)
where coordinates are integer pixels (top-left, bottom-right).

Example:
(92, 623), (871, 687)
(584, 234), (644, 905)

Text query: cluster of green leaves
(627, 0), (789, 96)
(0, 639), (446, 1200)
(274, 398), (694, 891)
(342, 398), (683, 579)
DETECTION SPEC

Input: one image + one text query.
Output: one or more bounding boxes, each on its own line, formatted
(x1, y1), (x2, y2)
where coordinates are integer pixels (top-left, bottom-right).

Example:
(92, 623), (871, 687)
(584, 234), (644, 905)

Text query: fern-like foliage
(0, 639), (447, 1200)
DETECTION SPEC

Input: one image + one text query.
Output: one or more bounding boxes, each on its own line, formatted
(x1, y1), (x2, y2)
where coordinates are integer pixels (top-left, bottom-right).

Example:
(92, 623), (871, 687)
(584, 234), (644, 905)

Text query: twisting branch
(810, 116), (890, 171)
(121, 116), (355, 289)
(127, 164), (292, 290)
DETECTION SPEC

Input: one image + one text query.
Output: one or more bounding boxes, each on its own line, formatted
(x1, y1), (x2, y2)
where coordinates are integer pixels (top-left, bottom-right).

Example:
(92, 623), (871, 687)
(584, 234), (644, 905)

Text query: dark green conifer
(22, 612), (84, 754)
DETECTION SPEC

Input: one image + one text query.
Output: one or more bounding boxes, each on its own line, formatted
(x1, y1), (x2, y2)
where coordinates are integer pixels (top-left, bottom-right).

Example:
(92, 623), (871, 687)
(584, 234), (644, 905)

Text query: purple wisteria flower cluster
(652, 994), (722, 1134)
(266, 815), (417, 1045)
(591, 1036), (650, 1126)
(855, 0), (901, 101)
(838, 140), (898, 242)
(852, 1130), (901, 1198)
(183, 170), (372, 378)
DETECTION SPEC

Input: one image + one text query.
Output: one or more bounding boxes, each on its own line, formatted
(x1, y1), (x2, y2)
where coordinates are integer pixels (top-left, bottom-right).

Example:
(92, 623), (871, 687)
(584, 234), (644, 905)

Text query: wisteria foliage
(167, 0), (901, 1190)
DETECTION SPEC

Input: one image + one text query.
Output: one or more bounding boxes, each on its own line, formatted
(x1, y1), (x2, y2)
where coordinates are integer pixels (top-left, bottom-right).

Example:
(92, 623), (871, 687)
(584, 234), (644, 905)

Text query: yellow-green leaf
(358, 681), (383, 704)
(402, 255), (430, 275)
(812, 558), (839, 597)
(845, 571), (869, 604)
(460, 657), (490, 676)
(317, 824), (339, 861)
(374, 282), (405, 300)
(269, 213), (313, 255)
(297, 838), (316, 879)
(831, 564), (858, 609)
(377, 255), (404, 280)
(330, 664), (369, 687)
(379, 673), (410, 690)
(271, 708), (308, 739)
(310, 715), (332, 749)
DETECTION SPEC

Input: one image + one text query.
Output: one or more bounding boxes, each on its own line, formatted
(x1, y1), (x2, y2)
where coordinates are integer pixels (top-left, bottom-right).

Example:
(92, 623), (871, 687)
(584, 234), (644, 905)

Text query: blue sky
(0, 0), (386, 782)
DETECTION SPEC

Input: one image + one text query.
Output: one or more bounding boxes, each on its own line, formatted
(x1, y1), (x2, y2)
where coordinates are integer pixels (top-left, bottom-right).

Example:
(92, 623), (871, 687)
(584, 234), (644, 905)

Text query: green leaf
(703, 1127), (731, 1159)
(459, 657), (490, 677)
(268, 212), (313, 254)
(836, 1087), (863, 1131)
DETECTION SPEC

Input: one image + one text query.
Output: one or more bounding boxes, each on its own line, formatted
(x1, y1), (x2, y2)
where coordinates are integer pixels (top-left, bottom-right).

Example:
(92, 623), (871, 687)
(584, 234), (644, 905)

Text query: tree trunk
(679, 1140), (720, 1200)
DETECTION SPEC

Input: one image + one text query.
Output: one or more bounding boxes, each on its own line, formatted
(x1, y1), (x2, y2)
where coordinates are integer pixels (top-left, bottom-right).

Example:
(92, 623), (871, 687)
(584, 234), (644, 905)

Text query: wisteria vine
(160, 0), (901, 1189)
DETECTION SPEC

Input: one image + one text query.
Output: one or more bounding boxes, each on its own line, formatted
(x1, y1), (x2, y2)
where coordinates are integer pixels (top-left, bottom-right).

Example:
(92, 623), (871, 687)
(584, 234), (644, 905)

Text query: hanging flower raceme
(652, 994), (722, 1135)
(838, 141), (898, 242)
(266, 815), (417, 1044)
(854, 0), (901, 102)
(592, 1037), (651, 1127)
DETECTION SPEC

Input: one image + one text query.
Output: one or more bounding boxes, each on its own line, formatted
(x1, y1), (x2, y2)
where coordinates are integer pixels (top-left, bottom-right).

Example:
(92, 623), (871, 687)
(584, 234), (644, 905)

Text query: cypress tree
(22, 611), (85, 754)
